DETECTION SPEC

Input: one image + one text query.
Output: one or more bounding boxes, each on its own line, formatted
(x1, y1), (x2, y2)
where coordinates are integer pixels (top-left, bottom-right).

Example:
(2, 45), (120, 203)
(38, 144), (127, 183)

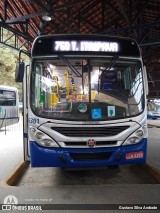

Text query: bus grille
(51, 126), (129, 137)
(64, 141), (117, 146)
(70, 152), (112, 161)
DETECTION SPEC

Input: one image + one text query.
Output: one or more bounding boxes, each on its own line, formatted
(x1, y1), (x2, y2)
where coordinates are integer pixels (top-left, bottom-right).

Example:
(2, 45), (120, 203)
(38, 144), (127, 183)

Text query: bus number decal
(28, 118), (39, 124)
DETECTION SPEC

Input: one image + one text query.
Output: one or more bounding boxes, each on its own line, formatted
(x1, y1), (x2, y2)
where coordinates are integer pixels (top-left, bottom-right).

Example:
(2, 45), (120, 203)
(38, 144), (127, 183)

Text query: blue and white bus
(0, 85), (19, 128)
(16, 34), (148, 167)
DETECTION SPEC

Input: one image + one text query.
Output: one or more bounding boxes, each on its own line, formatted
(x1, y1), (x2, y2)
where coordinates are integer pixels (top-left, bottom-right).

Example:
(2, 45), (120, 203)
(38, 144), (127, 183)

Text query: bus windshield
(31, 56), (144, 121)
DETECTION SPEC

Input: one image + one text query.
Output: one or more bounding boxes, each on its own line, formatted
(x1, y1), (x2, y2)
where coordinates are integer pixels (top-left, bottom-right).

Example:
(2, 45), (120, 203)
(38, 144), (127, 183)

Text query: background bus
(16, 34), (148, 168)
(0, 85), (19, 129)
(147, 100), (160, 119)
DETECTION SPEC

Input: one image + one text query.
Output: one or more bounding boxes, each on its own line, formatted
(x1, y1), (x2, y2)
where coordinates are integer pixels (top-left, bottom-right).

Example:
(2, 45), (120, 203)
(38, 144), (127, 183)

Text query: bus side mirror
(15, 62), (25, 82)
(143, 66), (149, 95)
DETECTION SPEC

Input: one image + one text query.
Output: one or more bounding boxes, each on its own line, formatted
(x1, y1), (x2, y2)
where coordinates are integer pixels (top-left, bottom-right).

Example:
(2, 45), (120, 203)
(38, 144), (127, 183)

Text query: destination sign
(32, 35), (140, 57)
(53, 41), (119, 52)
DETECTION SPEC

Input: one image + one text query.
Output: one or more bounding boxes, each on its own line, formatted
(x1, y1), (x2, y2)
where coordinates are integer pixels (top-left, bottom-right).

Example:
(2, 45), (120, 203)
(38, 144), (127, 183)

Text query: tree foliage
(0, 29), (28, 100)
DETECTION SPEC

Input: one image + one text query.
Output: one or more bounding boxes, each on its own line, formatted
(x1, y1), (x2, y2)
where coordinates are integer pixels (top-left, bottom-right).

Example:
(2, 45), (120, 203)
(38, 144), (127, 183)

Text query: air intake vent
(70, 152), (112, 161)
(51, 126), (129, 137)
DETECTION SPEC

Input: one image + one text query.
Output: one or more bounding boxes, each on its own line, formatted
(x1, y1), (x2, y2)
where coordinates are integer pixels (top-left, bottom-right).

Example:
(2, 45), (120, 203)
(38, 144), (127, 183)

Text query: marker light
(29, 127), (36, 133)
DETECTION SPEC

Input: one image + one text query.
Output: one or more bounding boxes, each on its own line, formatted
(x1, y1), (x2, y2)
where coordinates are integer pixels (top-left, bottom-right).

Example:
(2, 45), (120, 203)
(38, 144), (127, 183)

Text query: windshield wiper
(100, 55), (119, 71)
(58, 54), (81, 77)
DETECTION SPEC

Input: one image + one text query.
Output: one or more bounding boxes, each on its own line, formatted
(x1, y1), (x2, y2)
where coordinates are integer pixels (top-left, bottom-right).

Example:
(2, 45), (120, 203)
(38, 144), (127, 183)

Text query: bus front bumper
(29, 138), (147, 167)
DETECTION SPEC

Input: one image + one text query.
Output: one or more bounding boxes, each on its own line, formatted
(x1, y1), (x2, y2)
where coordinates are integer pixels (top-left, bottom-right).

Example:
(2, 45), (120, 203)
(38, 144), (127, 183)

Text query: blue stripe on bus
(29, 138), (147, 167)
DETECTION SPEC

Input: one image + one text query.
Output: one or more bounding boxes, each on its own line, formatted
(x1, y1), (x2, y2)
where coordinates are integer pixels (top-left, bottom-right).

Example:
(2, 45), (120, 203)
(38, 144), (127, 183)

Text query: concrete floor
(14, 164), (158, 187)
(0, 119), (160, 212)
(0, 125), (23, 181)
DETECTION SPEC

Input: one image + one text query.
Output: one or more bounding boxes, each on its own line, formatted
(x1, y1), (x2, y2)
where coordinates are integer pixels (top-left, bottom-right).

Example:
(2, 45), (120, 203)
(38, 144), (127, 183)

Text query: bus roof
(0, 85), (18, 91)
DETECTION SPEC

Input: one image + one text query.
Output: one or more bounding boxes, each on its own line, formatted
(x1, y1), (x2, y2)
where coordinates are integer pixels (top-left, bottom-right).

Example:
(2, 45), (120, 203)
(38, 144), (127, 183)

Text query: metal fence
(0, 114), (23, 135)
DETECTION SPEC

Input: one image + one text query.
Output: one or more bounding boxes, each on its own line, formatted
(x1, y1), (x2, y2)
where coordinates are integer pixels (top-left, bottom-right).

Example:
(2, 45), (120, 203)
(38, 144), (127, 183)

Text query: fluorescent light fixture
(42, 14), (52, 21)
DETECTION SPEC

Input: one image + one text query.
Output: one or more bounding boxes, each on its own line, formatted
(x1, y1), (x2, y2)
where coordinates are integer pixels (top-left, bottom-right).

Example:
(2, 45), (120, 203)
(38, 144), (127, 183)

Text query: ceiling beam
(103, 19), (160, 35)
(5, 0), (91, 24)
(79, 14), (101, 32)
(0, 26), (32, 51)
(50, 0), (100, 34)
(0, 22), (33, 41)
(5, 11), (45, 24)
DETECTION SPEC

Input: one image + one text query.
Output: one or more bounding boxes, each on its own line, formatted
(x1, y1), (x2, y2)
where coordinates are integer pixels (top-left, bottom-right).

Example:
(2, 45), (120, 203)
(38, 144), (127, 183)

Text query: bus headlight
(35, 132), (44, 140)
(126, 137), (139, 144)
(122, 126), (146, 146)
(41, 139), (57, 147)
(29, 126), (59, 147)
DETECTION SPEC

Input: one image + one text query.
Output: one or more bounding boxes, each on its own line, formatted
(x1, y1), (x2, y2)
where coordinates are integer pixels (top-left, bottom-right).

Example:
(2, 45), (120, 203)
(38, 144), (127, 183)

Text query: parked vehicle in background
(147, 111), (153, 119)
(0, 85), (19, 128)
(147, 109), (160, 119)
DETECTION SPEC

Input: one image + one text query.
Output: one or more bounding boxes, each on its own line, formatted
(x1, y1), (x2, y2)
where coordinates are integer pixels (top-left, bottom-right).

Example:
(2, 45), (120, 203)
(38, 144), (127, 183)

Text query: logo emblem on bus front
(87, 139), (96, 147)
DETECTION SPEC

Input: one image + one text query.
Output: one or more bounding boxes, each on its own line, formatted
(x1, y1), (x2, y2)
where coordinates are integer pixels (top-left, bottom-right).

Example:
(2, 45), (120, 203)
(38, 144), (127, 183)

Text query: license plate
(126, 151), (144, 159)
